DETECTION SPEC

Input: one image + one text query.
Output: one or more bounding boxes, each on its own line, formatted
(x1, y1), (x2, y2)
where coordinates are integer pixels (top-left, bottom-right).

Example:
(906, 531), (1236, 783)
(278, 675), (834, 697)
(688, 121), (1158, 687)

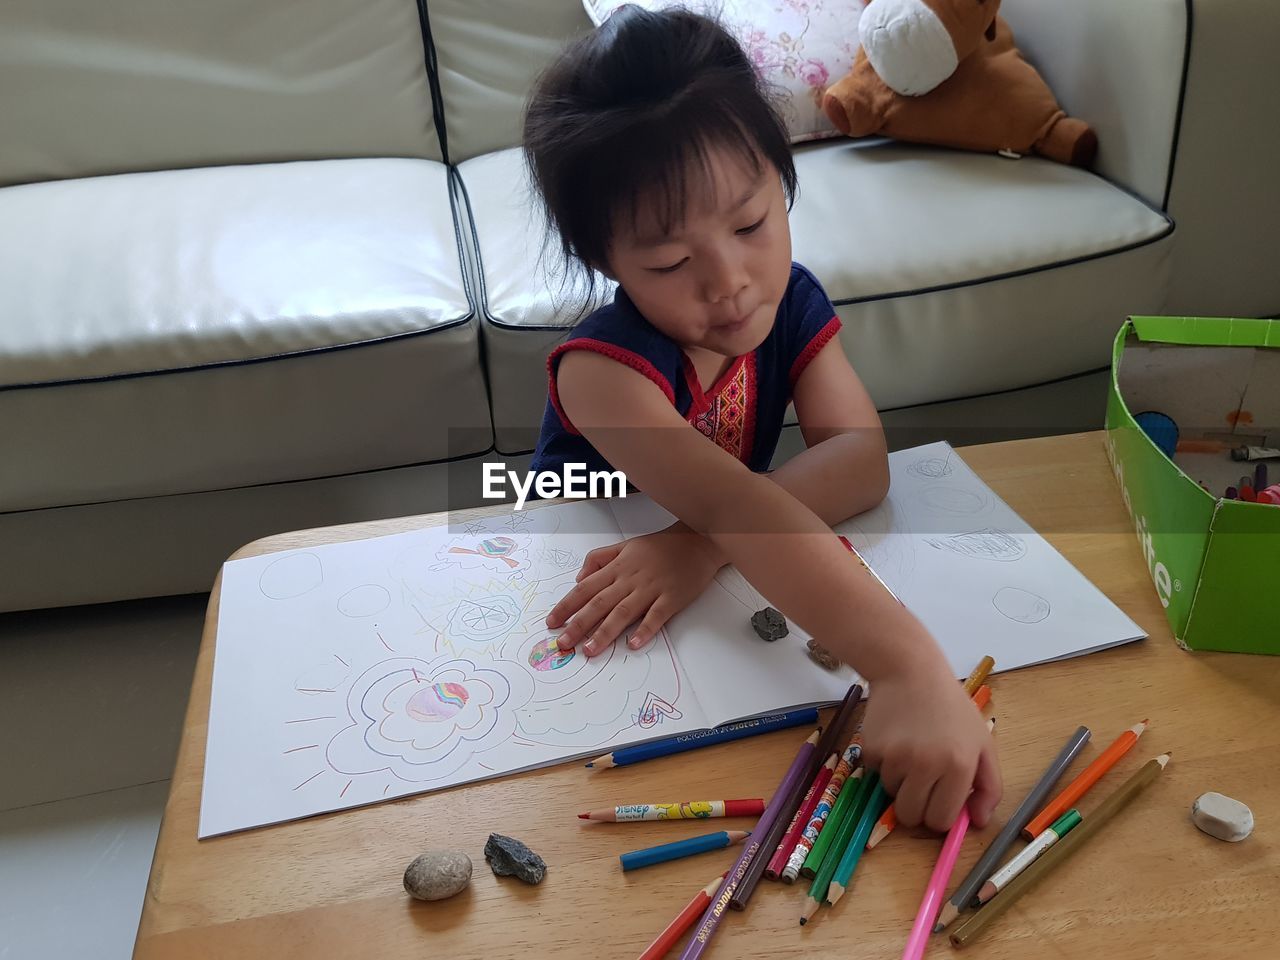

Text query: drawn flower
(326, 655), (534, 783)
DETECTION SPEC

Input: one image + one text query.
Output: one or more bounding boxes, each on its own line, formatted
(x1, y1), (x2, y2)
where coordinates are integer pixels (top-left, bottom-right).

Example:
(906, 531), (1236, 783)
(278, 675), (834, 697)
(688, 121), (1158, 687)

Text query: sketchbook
(201, 442), (1142, 837)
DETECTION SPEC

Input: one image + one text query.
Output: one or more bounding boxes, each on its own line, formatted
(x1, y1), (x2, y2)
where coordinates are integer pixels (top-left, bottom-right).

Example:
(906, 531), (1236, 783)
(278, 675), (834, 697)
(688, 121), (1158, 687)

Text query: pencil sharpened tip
(577, 813), (589, 819)
(584, 762), (594, 768)
(798, 919), (807, 927)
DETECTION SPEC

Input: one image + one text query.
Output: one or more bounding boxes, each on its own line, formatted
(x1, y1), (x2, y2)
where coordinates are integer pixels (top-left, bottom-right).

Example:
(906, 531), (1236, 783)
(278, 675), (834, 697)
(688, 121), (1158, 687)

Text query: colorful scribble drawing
(925, 528), (1026, 562)
(446, 535), (522, 569)
(992, 586), (1051, 623)
(527, 635), (574, 672)
(636, 691), (683, 728)
(446, 595), (522, 643)
(324, 655), (535, 784)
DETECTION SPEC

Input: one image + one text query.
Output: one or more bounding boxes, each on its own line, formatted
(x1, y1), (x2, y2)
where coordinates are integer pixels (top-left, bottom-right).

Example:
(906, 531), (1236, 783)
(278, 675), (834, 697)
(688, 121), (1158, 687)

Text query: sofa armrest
(1002, 0), (1189, 210)
(1162, 0), (1280, 317)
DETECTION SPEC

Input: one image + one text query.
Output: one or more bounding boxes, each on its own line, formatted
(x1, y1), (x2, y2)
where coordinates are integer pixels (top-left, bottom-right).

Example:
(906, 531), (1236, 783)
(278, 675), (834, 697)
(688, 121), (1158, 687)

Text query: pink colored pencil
(902, 808), (970, 960)
(765, 753), (837, 879)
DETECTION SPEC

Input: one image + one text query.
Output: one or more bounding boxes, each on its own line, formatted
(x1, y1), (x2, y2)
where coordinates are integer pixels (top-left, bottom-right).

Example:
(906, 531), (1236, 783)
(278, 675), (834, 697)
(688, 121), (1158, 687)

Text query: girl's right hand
(859, 661), (1002, 832)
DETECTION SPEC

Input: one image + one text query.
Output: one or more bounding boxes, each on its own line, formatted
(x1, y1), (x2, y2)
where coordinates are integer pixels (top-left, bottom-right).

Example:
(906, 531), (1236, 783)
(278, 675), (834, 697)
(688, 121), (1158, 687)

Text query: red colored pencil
(765, 752), (837, 879)
(637, 873), (727, 960)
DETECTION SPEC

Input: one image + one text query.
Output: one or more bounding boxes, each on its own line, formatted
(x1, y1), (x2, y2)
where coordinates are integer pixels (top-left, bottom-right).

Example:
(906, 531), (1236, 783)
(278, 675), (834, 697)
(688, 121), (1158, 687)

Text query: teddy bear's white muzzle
(859, 0), (959, 97)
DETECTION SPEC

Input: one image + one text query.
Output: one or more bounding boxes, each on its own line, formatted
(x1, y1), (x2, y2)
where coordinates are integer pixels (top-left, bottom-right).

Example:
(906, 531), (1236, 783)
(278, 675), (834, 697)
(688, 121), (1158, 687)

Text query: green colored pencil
(826, 778), (888, 906)
(800, 766), (864, 879)
(799, 771), (877, 925)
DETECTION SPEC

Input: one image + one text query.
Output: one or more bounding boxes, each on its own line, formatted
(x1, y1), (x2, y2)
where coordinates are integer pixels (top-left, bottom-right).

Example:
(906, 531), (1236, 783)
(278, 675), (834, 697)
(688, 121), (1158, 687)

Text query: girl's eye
(736, 215), (766, 236)
(649, 258), (688, 274)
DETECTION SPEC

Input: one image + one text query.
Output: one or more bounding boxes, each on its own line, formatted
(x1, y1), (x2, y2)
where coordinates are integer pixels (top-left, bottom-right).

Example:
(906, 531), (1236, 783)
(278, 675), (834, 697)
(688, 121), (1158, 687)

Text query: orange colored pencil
(1021, 719), (1148, 840)
(867, 684), (992, 850)
(637, 873), (726, 960)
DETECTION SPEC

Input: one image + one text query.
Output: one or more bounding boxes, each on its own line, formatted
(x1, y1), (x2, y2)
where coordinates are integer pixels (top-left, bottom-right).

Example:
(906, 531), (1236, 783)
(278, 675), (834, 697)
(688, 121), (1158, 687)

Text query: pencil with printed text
(781, 741), (860, 883)
(800, 763), (864, 879)
(678, 729), (821, 960)
(826, 776), (888, 907)
(636, 873), (726, 960)
(1021, 720), (1148, 840)
(868, 682), (992, 850)
(765, 753), (837, 879)
(934, 724), (1091, 932)
(950, 755), (1171, 948)
(580, 799), (765, 822)
(799, 769), (875, 924)
(586, 707), (819, 769)
(620, 830), (750, 872)
(731, 684), (863, 905)
(901, 806), (971, 960)
(978, 809), (1081, 903)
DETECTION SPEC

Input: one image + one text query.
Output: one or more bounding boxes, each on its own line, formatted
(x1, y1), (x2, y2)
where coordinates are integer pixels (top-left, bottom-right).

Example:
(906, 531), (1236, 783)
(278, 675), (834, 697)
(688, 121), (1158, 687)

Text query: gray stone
(485, 833), (547, 884)
(403, 849), (472, 901)
(806, 638), (840, 670)
(751, 607), (789, 642)
(1191, 792), (1254, 842)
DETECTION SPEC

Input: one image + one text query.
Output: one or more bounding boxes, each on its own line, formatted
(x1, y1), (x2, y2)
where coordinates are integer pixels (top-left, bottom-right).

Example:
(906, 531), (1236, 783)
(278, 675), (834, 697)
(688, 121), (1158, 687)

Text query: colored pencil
(839, 535), (903, 603)
(826, 777), (888, 906)
(620, 830), (750, 872)
(637, 873), (726, 960)
(800, 764), (864, 879)
(587, 708), (819, 769)
(934, 724), (1091, 932)
(730, 685), (863, 907)
(782, 742), (860, 883)
(950, 755), (1170, 948)
(679, 729), (821, 960)
(1021, 720), (1148, 840)
(799, 770), (875, 924)
(580, 799), (765, 822)
(962, 656), (995, 695)
(901, 807), (971, 960)
(765, 753), (837, 878)
(867, 682), (992, 850)
(979, 809), (1081, 902)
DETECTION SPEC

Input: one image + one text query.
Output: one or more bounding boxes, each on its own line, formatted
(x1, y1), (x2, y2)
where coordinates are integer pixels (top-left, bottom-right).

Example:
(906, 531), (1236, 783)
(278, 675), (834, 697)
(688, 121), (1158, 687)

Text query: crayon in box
(1105, 316), (1280, 654)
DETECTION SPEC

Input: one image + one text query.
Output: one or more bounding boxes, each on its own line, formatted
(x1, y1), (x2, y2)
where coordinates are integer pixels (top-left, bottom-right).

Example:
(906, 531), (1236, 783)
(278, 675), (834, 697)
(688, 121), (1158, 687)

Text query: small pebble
(403, 849), (472, 901)
(806, 638), (841, 670)
(751, 607), (789, 642)
(1191, 792), (1253, 842)
(485, 833), (547, 884)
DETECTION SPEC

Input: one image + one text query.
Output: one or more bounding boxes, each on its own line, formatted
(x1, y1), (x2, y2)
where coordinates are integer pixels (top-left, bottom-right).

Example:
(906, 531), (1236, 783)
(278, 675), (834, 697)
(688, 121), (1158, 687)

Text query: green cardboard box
(1105, 316), (1280, 655)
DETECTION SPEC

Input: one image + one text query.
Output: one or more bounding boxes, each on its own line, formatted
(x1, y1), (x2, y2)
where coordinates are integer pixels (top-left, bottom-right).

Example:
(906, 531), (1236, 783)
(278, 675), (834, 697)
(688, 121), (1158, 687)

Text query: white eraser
(1191, 792), (1254, 842)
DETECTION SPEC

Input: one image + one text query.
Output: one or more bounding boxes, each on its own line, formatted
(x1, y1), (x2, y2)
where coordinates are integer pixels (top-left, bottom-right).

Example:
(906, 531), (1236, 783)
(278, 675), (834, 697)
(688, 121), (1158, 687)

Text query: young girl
(523, 5), (1000, 832)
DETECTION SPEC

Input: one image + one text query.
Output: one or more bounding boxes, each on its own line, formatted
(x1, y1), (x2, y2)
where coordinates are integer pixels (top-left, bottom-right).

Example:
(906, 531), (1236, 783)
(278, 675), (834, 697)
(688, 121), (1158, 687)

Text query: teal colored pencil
(798, 771), (875, 925)
(826, 778), (887, 906)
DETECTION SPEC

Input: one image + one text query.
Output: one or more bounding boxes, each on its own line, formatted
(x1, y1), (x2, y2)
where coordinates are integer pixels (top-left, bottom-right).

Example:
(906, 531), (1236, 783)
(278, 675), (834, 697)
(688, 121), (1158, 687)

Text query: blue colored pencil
(620, 830), (751, 872)
(586, 708), (821, 769)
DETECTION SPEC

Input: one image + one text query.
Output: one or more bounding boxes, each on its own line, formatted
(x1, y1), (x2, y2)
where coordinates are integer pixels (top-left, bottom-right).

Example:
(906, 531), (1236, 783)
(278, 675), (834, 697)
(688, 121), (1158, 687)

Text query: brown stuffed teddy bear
(822, 0), (1097, 167)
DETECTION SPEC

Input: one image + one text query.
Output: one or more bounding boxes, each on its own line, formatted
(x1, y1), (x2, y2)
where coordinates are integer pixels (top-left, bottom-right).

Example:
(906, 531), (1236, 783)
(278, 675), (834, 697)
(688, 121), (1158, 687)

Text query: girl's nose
(703, 250), (749, 304)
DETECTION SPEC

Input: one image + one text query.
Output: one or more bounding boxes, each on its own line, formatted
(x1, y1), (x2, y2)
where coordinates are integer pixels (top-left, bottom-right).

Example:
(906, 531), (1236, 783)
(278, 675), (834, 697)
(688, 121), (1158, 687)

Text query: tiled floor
(0, 595), (206, 960)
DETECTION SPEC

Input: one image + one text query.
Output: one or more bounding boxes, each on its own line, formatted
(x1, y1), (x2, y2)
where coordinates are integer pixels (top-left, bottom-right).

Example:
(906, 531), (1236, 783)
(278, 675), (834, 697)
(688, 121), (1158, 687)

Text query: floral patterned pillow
(581, 0), (864, 143)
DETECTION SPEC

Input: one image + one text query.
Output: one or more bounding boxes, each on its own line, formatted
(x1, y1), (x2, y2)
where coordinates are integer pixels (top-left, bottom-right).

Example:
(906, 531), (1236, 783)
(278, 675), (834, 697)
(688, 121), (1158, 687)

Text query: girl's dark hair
(523, 5), (797, 279)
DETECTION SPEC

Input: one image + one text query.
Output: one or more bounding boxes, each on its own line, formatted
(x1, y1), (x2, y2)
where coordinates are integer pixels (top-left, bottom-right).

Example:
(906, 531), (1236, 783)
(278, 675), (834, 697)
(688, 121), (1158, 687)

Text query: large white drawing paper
(835, 442), (1145, 675)
(202, 442), (1142, 838)
(202, 498), (854, 838)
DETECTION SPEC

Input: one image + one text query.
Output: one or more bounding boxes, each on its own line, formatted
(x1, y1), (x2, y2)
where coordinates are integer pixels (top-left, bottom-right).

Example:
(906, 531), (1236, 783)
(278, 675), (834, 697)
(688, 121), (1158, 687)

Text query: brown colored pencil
(949, 754), (1171, 949)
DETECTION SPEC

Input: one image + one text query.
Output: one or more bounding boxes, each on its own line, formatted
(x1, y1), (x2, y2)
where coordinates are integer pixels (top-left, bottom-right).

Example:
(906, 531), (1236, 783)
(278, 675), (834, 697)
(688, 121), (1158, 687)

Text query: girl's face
(606, 147), (793, 358)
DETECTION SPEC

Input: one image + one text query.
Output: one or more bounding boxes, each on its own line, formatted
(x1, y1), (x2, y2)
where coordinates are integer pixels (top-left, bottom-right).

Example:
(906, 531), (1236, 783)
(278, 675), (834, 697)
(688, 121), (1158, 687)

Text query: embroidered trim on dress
(546, 339), (676, 435)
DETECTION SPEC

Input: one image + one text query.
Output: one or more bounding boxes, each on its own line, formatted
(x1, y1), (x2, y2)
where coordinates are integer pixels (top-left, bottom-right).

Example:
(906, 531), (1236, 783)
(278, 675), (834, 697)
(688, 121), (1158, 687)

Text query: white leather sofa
(1, 0), (1276, 612)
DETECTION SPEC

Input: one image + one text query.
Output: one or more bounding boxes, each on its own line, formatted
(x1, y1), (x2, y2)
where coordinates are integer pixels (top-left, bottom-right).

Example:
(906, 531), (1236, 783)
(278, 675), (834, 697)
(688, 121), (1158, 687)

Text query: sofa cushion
(458, 140), (1172, 452)
(0, 0), (443, 187)
(0, 158), (491, 512)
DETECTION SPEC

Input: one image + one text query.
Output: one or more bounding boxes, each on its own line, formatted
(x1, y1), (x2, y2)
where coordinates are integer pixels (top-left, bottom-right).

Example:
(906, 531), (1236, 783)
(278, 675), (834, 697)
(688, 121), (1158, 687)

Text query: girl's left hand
(546, 523), (725, 656)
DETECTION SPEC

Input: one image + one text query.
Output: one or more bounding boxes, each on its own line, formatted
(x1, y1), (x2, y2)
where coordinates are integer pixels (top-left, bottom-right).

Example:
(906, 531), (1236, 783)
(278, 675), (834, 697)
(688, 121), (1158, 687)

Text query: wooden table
(135, 433), (1280, 960)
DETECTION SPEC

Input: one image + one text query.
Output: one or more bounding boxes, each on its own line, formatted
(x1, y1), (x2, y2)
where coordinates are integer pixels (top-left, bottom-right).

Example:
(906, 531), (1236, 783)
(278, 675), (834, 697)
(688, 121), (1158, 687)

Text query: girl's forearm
(767, 431), (889, 526)
(687, 473), (950, 683)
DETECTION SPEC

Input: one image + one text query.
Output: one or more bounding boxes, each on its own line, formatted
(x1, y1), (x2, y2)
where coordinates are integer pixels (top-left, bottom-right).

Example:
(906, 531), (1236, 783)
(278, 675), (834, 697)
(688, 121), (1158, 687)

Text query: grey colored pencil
(934, 724), (1091, 931)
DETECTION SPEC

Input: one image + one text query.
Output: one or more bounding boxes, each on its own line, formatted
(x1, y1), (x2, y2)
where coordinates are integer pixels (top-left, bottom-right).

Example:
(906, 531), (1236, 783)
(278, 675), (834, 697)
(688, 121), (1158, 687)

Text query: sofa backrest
(426, 0), (593, 163)
(0, 0), (443, 188)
